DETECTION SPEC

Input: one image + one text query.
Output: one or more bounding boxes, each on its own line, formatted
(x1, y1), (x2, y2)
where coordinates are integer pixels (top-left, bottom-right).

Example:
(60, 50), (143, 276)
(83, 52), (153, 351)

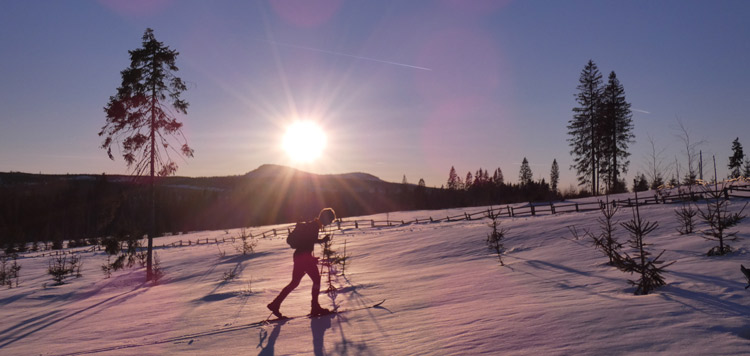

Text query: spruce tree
(519, 157), (533, 185)
(728, 138), (745, 179)
(568, 60), (604, 195)
(697, 185), (747, 256)
(599, 71), (634, 193)
(591, 198), (622, 266)
(100, 28), (193, 281)
(550, 159), (560, 193)
(618, 199), (673, 295)
(465, 172), (474, 190)
(493, 167), (504, 186)
(632, 174), (649, 192)
(486, 210), (508, 265)
(744, 159), (750, 178)
(447, 166), (460, 190)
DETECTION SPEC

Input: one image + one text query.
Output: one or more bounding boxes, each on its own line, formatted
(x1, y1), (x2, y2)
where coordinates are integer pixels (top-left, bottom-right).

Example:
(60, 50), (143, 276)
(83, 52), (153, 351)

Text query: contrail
(257, 38), (432, 71)
(632, 108), (651, 114)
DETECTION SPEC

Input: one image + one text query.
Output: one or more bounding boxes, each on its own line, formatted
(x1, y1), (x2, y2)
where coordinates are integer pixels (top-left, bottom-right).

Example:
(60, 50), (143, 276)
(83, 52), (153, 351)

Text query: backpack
(286, 222), (305, 249)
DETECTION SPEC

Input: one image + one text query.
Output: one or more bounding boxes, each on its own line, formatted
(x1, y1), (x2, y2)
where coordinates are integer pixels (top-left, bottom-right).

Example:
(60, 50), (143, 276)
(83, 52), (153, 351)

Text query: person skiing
(267, 208), (337, 318)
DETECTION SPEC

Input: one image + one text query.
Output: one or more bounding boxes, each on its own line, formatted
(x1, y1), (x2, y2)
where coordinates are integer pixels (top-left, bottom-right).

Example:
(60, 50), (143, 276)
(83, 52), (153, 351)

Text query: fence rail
(176, 181), (750, 246)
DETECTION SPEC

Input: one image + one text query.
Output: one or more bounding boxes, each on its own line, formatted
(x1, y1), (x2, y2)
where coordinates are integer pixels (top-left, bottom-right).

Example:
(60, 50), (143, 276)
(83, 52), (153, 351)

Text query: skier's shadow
(257, 319), (287, 356)
(311, 314), (334, 356)
(256, 315), (333, 356)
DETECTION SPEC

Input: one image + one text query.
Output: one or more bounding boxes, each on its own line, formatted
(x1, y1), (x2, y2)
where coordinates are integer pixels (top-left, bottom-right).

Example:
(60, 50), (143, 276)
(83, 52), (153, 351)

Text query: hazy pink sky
(1, 0), (748, 188)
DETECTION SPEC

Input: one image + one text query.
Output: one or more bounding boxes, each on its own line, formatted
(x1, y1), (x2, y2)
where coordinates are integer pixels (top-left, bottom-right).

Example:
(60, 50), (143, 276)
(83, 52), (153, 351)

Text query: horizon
(1, 1), (749, 189)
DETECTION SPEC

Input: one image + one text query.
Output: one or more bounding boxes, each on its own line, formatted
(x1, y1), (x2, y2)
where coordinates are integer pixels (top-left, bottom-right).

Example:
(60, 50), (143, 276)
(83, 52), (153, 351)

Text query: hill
(0, 165), (442, 248)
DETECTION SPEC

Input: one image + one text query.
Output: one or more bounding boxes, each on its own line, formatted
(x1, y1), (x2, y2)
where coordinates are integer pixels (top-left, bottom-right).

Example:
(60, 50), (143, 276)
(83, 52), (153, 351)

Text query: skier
(267, 208), (337, 318)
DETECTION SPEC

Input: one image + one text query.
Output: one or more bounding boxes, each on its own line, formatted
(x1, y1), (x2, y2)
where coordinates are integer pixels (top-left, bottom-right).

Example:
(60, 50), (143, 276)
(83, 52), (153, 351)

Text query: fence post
(430, 216), (434, 222)
(550, 202), (555, 214)
(575, 203), (579, 212)
(371, 220), (375, 228)
(355, 221), (359, 229)
(531, 205), (536, 216)
(510, 207), (514, 217)
(338, 220), (341, 230)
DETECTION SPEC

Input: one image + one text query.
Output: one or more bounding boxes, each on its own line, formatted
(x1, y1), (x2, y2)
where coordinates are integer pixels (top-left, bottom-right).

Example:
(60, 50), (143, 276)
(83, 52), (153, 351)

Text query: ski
(264, 299), (386, 324)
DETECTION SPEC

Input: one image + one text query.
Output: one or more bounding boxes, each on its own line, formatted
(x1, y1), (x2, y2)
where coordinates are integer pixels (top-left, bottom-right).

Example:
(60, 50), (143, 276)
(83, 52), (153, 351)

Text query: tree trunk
(147, 52), (157, 282)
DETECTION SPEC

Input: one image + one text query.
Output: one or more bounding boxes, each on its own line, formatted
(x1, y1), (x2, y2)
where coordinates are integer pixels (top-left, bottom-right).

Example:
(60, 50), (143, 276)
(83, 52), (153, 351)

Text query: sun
(282, 120), (327, 162)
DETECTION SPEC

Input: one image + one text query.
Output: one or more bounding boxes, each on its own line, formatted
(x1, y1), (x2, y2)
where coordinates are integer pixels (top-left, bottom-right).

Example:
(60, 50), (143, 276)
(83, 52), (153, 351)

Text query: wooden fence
(155, 181), (750, 248)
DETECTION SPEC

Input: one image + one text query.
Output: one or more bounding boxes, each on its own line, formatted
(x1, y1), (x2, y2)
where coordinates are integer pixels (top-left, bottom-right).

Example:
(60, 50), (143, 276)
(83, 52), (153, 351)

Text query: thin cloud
(258, 38), (432, 71)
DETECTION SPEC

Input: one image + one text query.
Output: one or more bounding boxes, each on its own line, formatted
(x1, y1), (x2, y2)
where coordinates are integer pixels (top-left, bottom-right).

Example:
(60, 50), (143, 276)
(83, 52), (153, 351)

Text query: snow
(2, 193), (750, 355)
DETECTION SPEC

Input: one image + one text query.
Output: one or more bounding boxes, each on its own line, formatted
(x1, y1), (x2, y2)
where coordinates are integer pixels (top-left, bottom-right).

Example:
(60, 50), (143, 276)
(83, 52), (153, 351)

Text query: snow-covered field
(2, 193), (750, 355)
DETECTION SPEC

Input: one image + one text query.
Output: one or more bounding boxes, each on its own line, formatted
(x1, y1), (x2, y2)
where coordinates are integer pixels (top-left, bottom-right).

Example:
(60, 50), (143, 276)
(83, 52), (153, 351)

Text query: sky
(1, 0), (749, 189)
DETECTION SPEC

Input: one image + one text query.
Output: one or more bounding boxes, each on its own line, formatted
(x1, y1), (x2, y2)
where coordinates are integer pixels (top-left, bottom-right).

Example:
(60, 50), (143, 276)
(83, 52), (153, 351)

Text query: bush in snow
(590, 199), (622, 266)
(222, 268), (238, 282)
(1, 254), (21, 288)
(674, 203), (698, 235)
(486, 209), (508, 265)
(101, 237), (125, 278)
(615, 199), (674, 295)
(234, 228), (257, 255)
(696, 185), (747, 256)
(100, 229), (145, 278)
(152, 251), (164, 282)
(319, 228), (350, 296)
(48, 253), (83, 285)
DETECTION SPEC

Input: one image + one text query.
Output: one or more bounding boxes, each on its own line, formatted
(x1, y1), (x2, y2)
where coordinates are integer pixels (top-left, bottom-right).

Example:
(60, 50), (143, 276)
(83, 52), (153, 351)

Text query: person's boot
(310, 302), (331, 317)
(267, 302), (285, 319)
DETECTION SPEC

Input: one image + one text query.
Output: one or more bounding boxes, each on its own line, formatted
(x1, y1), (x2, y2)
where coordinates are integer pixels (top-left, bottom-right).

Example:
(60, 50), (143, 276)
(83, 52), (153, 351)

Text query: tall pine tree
(568, 60), (604, 195)
(550, 159), (560, 193)
(465, 171), (474, 190)
(100, 28), (193, 281)
(493, 167), (504, 186)
(447, 166), (460, 190)
(599, 71), (634, 193)
(519, 157), (533, 185)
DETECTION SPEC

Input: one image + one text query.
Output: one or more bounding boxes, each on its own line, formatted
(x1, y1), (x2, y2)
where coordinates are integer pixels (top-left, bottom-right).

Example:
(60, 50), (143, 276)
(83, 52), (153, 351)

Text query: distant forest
(0, 165), (565, 250)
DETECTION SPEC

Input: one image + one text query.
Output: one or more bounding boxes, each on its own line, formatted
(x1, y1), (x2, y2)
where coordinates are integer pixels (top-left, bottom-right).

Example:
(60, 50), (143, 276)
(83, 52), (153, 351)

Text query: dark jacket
(292, 219), (321, 256)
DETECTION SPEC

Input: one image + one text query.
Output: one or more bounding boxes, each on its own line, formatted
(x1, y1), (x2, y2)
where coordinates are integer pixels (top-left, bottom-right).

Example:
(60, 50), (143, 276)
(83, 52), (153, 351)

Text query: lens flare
(282, 121), (327, 162)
